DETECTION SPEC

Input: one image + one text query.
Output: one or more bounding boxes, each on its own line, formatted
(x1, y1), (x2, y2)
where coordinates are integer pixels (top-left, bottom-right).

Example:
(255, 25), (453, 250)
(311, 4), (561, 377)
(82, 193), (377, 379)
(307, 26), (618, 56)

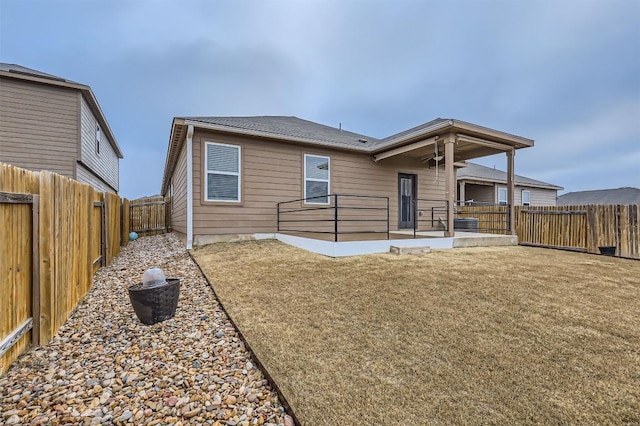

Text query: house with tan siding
(0, 63), (123, 193)
(457, 162), (562, 206)
(161, 116), (536, 248)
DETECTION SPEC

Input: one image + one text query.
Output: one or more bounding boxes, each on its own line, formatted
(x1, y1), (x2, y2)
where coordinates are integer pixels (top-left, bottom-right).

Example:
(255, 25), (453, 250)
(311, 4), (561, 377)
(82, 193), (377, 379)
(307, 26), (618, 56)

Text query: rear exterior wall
(190, 129), (447, 244)
(169, 141), (188, 236)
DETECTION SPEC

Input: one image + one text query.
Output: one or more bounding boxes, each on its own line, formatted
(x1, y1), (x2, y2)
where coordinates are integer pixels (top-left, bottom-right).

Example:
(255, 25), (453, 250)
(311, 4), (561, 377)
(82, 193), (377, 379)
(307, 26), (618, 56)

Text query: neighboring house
(0, 63), (123, 193)
(457, 162), (562, 206)
(161, 116), (535, 247)
(557, 187), (640, 205)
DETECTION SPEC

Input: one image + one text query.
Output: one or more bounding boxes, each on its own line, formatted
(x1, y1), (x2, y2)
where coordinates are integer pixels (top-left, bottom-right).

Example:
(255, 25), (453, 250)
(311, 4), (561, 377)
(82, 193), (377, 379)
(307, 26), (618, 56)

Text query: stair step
(390, 245), (431, 255)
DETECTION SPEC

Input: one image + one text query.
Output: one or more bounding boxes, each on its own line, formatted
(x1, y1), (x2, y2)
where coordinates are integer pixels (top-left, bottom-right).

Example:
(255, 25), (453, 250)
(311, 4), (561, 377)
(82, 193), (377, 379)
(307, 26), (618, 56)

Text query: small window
(205, 142), (241, 202)
(304, 154), (330, 204)
(522, 190), (531, 206)
(95, 124), (101, 154)
(498, 187), (508, 205)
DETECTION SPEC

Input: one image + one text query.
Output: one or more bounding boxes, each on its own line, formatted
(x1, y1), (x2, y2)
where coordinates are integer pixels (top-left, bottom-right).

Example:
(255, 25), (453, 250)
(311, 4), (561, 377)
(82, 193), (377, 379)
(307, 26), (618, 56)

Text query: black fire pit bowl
(128, 278), (180, 325)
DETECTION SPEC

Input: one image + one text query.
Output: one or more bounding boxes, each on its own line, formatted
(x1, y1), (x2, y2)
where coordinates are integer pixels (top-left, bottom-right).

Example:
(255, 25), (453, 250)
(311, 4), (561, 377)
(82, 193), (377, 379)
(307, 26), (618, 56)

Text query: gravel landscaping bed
(0, 234), (287, 426)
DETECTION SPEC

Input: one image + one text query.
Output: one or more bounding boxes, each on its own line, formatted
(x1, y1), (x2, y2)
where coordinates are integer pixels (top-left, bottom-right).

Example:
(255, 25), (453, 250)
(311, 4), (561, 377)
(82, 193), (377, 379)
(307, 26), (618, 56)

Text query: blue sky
(1, 0), (638, 199)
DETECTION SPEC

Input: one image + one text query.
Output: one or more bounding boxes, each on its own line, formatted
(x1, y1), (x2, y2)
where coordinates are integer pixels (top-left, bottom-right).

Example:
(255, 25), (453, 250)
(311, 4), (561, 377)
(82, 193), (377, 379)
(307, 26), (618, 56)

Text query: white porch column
(444, 135), (455, 237)
(506, 148), (515, 235)
(459, 181), (465, 206)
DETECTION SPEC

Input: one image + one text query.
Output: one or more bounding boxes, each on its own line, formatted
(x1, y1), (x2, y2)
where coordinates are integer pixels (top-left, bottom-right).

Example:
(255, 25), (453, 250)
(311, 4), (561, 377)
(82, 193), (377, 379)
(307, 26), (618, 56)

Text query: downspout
(186, 124), (194, 249)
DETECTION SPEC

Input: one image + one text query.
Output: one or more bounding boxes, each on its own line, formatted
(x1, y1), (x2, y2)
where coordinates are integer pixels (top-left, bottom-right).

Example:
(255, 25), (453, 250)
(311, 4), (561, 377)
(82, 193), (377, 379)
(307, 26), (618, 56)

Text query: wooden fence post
(38, 171), (53, 344)
(31, 194), (40, 346)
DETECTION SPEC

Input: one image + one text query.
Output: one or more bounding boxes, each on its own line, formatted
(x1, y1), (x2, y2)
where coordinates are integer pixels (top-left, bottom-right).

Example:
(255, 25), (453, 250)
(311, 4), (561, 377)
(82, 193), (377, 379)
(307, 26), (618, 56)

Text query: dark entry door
(398, 173), (416, 229)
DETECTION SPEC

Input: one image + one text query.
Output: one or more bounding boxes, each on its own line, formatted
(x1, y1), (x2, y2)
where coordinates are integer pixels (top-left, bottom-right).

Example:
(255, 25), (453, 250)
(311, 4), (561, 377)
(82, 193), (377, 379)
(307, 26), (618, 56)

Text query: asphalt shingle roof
(184, 116), (382, 150)
(457, 162), (563, 190)
(0, 63), (80, 84)
(557, 188), (640, 205)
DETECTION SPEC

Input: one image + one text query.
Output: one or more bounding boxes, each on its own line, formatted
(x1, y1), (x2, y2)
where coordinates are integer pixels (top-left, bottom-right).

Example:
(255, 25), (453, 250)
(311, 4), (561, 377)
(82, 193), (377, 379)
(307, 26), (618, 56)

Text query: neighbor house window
(304, 154), (330, 204)
(498, 187), (507, 205)
(522, 190), (531, 206)
(95, 124), (101, 154)
(205, 142), (241, 202)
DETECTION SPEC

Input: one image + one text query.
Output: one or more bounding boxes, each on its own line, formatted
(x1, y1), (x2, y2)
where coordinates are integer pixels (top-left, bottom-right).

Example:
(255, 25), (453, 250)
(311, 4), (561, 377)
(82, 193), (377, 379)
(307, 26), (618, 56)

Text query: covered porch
(274, 120), (531, 256)
(371, 119), (533, 237)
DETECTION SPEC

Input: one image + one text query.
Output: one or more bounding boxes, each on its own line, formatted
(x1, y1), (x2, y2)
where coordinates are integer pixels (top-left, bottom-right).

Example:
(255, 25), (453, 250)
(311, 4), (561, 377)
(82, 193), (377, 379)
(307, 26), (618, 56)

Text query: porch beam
(444, 135), (455, 237)
(507, 148), (516, 235)
(373, 137), (437, 162)
(457, 133), (514, 151)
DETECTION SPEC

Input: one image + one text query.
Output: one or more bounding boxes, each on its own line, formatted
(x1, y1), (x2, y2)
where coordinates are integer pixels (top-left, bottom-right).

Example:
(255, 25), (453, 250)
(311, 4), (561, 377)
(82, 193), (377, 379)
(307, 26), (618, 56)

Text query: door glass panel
(400, 177), (413, 222)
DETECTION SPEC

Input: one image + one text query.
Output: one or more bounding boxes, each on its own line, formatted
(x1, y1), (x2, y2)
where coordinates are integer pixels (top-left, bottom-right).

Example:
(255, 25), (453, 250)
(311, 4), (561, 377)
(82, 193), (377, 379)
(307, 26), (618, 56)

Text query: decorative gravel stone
(0, 234), (285, 425)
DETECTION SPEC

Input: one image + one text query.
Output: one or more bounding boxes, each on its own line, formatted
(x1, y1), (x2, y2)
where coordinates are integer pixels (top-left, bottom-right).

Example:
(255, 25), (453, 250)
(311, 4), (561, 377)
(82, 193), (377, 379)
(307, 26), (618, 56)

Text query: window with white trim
(522, 189), (531, 206)
(95, 124), (101, 154)
(304, 154), (330, 204)
(498, 187), (507, 205)
(205, 142), (241, 202)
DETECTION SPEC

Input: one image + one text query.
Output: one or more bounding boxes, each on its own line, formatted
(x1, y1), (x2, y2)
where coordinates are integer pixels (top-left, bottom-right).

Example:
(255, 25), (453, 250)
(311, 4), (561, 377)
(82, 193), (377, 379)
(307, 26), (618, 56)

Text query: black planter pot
(598, 246), (616, 256)
(128, 279), (180, 325)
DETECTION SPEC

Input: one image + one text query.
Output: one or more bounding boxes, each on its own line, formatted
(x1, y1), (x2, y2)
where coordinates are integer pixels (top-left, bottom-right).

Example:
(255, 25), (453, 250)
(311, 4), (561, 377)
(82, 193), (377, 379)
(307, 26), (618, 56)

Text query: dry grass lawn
(191, 241), (640, 425)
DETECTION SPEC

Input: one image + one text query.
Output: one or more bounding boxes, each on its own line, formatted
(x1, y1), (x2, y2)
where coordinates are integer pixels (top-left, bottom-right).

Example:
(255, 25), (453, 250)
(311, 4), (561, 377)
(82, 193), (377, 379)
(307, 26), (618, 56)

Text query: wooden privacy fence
(452, 203), (638, 259)
(1, 163), (130, 374)
(516, 204), (639, 259)
(130, 196), (171, 236)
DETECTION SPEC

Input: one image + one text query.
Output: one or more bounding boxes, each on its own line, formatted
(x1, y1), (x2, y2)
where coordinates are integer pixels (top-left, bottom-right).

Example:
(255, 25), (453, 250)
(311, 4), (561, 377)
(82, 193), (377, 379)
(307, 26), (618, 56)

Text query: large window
(304, 154), (330, 204)
(205, 142), (241, 202)
(522, 189), (531, 206)
(498, 187), (508, 205)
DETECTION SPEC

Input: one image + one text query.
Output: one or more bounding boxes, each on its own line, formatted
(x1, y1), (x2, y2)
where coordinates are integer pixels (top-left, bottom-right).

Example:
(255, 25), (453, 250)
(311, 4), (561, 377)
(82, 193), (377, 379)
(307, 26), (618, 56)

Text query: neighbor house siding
(463, 183), (494, 204)
(75, 162), (114, 193)
(460, 181), (557, 206)
(190, 129), (446, 242)
(79, 95), (119, 191)
(527, 187), (557, 206)
(511, 186), (557, 206)
(170, 141), (188, 236)
(0, 77), (78, 177)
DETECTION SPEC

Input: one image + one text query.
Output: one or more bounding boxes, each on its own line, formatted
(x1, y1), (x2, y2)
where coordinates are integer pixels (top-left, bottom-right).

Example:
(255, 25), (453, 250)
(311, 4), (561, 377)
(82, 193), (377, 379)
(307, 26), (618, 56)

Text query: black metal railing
(277, 194), (390, 242)
(413, 199), (449, 237)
